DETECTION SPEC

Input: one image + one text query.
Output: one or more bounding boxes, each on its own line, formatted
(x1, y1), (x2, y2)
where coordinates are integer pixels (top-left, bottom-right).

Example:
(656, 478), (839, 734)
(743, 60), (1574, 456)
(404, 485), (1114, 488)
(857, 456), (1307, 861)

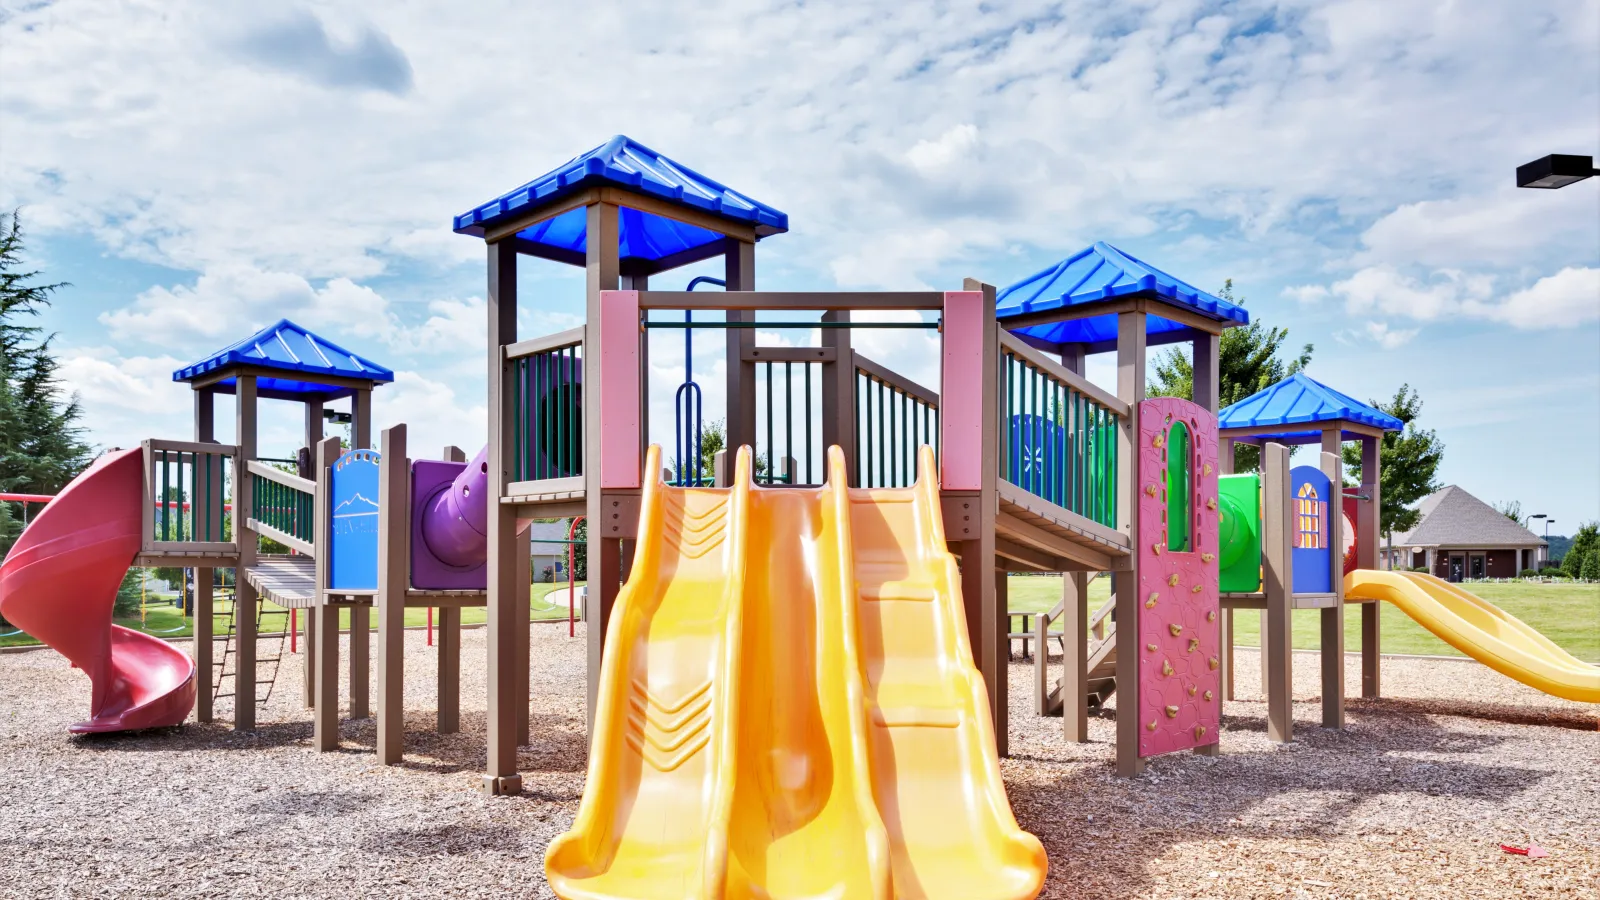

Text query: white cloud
(1306, 265), (1598, 331)
(1362, 320), (1420, 350)
(370, 370), (487, 455)
(56, 350), (192, 450)
(1490, 267), (1600, 330)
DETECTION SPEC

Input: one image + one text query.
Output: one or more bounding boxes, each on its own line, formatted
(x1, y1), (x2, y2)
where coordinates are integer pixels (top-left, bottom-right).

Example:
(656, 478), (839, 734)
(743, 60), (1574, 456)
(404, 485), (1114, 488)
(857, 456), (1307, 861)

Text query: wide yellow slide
(546, 445), (1046, 900)
(1345, 570), (1600, 704)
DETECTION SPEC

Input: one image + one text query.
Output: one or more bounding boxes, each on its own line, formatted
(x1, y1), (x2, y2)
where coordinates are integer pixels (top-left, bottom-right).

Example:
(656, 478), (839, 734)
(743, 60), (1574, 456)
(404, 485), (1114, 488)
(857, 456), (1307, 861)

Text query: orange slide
(545, 445), (1045, 899)
(0, 449), (196, 733)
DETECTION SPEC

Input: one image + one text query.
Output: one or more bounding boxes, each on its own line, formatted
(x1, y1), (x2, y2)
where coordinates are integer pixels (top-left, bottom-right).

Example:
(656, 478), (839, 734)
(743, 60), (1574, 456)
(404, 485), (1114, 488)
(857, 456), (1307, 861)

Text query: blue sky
(3, 1), (1597, 533)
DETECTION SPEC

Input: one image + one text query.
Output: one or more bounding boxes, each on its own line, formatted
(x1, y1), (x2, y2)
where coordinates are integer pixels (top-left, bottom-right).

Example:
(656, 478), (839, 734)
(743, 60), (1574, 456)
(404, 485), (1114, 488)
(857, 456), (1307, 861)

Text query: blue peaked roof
(454, 135), (788, 266)
(173, 319), (393, 399)
(995, 242), (1249, 345)
(1219, 373), (1405, 437)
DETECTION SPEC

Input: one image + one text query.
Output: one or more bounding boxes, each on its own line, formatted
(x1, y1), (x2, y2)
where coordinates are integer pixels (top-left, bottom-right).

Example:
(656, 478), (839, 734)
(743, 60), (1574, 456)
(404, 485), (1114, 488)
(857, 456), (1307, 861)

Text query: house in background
(527, 519), (579, 582)
(1385, 486), (1547, 581)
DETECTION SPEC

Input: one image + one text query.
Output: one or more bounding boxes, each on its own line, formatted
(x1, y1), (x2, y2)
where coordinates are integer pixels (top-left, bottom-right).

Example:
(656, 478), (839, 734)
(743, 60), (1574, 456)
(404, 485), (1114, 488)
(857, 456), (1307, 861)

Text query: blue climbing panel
(1289, 465), (1334, 595)
(330, 449), (381, 591)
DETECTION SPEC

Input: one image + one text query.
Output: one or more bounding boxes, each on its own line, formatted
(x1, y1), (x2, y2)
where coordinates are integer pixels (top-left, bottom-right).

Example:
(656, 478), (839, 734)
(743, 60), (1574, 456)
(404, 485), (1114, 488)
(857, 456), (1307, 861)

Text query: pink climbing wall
(1137, 397), (1221, 758)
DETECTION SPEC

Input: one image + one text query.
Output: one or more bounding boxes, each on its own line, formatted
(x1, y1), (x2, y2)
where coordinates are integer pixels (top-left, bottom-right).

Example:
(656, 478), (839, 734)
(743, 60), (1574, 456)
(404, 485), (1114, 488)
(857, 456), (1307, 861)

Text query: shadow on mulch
(246, 788), (380, 818)
(359, 823), (529, 857)
(1011, 700), (1559, 899)
(70, 719), (315, 752)
(1346, 695), (1600, 732)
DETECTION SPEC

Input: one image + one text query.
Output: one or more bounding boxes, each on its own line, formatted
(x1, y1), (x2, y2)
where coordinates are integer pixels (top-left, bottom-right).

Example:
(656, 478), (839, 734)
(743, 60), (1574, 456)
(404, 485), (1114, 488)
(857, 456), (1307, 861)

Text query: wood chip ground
(0, 626), (1594, 898)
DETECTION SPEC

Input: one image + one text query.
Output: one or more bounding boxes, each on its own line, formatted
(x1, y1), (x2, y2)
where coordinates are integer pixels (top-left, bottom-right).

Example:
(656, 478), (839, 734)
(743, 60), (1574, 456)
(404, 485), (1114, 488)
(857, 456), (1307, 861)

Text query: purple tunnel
(419, 445), (490, 569)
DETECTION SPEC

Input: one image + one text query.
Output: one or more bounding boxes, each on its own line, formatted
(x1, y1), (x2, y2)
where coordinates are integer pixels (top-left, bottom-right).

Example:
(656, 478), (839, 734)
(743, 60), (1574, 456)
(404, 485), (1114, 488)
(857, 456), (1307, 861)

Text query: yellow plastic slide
(1345, 569), (1600, 704)
(546, 445), (1046, 900)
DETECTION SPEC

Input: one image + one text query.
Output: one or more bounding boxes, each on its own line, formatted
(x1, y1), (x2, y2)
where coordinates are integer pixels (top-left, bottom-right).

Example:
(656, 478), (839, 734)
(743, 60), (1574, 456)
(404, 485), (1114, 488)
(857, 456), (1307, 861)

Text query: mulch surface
(1, 627), (1594, 898)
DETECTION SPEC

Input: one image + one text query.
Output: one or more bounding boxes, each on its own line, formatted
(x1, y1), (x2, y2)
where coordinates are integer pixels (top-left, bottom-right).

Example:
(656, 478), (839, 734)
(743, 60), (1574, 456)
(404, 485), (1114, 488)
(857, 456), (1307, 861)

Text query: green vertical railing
(753, 360), (825, 486)
(998, 349), (1118, 529)
(250, 468), (314, 545)
(151, 448), (233, 543)
(511, 342), (584, 483)
(854, 367), (938, 489)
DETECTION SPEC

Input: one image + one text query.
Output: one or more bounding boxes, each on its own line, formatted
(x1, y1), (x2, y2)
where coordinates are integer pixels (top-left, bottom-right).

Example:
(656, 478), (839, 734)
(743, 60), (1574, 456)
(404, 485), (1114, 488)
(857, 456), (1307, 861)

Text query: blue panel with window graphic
(1290, 466), (1334, 594)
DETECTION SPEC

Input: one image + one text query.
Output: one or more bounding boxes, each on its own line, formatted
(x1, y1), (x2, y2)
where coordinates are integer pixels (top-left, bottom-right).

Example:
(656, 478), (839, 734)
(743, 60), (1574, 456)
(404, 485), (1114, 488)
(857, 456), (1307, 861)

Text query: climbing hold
(1153, 433), (1166, 449)
(1203, 690), (1213, 702)
(1164, 705), (1180, 718)
(1207, 656), (1219, 671)
(1168, 623), (1183, 637)
(1202, 463), (1213, 477)
(1194, 724), (1207, 740)
(1206, 496), (1218, 510)
(1187, 684), (1197, 697)
(1168, 573), (1181, 587)
(1188, 637), (1200, 653)
(1201, 552), (1215, 564)
(1145, 483), (1159, 497)
(1146, 592), (1159, 609)
(1147, 719), (1158, 732)
(1191, 583), (1203, 593)
(1206, 610), (1216, 623)
(1161, 659), (1174, 676)
(1146, 643), (1158, 653)
(1152, 543), (1163, 556)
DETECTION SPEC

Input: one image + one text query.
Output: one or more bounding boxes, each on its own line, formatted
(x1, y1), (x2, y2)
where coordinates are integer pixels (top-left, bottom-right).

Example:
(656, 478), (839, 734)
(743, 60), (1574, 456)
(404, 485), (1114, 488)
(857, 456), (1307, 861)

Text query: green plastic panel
(1218, 472), (1261, 593)
(1166, 421), (1191, 551)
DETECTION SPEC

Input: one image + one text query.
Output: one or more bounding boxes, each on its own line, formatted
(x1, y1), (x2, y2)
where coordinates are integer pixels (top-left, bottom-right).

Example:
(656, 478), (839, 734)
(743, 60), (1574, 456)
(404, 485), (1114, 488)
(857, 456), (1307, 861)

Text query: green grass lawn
(1003, 574), (1600, 663)
(0, 582), (584, 648)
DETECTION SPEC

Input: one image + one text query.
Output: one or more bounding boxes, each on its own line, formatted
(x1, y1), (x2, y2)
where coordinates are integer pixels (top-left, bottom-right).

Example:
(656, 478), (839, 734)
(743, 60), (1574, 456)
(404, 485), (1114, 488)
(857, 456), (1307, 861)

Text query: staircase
(1035, 574), (1121, 716)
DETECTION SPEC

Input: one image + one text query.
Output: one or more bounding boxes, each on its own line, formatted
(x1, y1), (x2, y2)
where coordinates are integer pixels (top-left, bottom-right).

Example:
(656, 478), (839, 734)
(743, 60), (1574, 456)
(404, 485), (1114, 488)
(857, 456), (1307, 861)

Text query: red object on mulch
(1499, 843), (1549, 858)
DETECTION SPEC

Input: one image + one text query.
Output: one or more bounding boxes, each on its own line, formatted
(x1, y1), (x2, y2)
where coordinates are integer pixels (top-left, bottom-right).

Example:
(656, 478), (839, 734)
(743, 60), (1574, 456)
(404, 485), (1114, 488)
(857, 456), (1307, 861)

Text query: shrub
(1519, 569), (1540, 578)
(1583, 552), (1600, 582)
(1543, 567), (1564, 579)
(1410, 566), (1430, 573)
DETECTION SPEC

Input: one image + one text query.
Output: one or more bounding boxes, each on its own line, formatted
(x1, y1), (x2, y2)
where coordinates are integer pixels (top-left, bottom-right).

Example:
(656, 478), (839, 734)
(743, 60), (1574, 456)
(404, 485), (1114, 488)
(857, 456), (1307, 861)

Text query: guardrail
(854, 352), (938, 489)
(247, 460), (316, 555)
(505, 327), (584, 485)
(141, 439), (239, 554)
(997, 332), (1126, 530)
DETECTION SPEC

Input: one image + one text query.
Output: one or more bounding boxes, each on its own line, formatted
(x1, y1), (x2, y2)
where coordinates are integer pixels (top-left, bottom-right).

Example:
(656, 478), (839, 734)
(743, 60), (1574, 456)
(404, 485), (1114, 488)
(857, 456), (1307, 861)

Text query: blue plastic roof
(1219, 373), (1405, 434)
(995, 242), (1249, 345)
(173, 319), (394, 397)
(454, 135), (788, 264)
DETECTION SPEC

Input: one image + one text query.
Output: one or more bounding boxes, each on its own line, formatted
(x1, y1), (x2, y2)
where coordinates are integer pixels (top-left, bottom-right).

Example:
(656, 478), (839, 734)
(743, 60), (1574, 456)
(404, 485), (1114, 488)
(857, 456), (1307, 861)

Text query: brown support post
(304, 400), (324, 455)
(1058, 342), (1086, 376)
(821, 310), (854, 484)
(303, 610), (316, 709)
(583, 202), (622, 743)
(1114, 310), (1146, 777)
(486, 238), (523, 795)
(1360, 435), (1382, 698)
(234, 374), (259, 729)
(438, 445), (464, 735)
(516, 525), (532, 747)
(349, 606), (370, 719)
(1261, 442), (1294, 743)
(1218, 435), (1235, 702)
(959, 278), (1003, 757)
(1191, 331), (1220, 412)
(312, 435), (341, 750)
(353, 388), (373, 450)
(1320, 436), (1346, 729)
(723, 238), (757, 452)
(193, 387), (216, 723)
(1061, 571), (1089, 742)
(376, 425), (407, 764)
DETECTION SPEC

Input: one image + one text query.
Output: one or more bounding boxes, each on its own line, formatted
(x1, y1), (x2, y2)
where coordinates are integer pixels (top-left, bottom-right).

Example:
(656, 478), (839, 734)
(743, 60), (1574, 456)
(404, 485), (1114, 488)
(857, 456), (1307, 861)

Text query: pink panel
(1136, 397), (1221, 758)
(599, 290), (641, 489)
(938, 291), (986, 490)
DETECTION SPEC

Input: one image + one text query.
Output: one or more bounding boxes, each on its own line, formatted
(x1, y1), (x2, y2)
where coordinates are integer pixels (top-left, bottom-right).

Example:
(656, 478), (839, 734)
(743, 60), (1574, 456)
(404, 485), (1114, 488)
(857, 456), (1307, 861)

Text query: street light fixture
(1516, 154), (1596, 189)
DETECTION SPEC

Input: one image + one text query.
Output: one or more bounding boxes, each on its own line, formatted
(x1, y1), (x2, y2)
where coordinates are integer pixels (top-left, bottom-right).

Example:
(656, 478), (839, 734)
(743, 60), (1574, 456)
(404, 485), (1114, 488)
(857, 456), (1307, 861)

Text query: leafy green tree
(1493, 500), (1523, 523)
(1342, 385), (1443, 538)
(1148, 280), (1313, 472)
(1563, 522), (1598, 575)
(1582, 550), (1600, 582)
(570, 517), (587, 581)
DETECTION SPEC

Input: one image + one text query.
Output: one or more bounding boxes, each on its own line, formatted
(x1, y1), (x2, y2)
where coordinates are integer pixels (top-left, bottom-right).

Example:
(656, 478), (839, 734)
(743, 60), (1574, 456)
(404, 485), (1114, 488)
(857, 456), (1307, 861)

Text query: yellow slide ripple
(1345, 569), (1600, 704)
(546, 445), (1046, 899)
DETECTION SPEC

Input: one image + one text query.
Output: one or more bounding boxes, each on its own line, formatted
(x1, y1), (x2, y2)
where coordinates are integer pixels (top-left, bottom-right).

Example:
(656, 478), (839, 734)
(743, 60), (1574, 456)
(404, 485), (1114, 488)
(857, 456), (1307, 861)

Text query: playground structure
(1, 133), (1596, 898)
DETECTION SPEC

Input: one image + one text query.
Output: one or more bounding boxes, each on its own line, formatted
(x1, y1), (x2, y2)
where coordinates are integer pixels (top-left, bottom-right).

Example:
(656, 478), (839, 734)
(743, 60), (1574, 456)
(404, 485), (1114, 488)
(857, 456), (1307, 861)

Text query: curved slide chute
(0, 449), (196, 733)
(546, 445), (1045, 900)
(1345, 569), (1599, 704)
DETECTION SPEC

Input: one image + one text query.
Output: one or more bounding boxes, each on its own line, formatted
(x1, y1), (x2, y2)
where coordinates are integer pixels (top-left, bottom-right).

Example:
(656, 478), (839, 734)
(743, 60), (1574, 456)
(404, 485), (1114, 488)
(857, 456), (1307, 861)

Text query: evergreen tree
(1581, 549), (1600, 582)
(1342, 385), (1444, 537)
(1563, 522), (1598, 577)
(1148, 280), (1313, 472)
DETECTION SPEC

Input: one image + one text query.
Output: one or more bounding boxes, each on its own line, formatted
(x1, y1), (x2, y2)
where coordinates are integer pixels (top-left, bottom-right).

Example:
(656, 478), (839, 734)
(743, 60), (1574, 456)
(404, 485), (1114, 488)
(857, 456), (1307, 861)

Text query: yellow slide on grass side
(546, 445), (1046, 900)
(1345, 569), (1600, 705)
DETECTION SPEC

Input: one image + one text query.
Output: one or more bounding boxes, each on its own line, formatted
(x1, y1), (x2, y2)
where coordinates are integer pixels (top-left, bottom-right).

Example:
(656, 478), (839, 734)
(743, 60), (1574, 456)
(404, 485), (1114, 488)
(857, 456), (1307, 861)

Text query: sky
(2, 0), (1597, 533)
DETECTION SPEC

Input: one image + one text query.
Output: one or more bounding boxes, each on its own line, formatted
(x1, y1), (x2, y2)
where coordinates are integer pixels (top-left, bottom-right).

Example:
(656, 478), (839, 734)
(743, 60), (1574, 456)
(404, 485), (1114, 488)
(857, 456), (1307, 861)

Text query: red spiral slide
(0, 449), (196, 733)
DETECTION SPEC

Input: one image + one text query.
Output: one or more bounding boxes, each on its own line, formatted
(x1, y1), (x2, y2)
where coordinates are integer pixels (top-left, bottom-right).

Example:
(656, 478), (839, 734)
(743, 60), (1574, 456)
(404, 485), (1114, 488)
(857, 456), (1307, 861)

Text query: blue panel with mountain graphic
(330, 449), (381, 591)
